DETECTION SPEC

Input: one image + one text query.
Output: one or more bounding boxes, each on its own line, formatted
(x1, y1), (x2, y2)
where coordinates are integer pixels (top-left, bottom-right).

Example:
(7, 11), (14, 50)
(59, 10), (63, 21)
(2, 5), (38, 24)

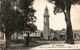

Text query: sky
(33, 0), (80, 30)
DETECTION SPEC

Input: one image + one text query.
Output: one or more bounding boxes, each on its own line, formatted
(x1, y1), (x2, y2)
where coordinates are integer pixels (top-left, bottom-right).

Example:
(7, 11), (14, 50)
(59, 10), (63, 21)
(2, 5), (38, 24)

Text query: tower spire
(44, 0), (49, 17)
(45, 6), (48, 11)
(45, 0), (48, 11)
(44, 6), (49, 17)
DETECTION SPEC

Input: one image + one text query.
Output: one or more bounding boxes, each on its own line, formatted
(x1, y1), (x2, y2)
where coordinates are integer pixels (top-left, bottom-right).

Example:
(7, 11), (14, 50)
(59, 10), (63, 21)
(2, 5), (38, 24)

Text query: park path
(0, 41), (80, 50)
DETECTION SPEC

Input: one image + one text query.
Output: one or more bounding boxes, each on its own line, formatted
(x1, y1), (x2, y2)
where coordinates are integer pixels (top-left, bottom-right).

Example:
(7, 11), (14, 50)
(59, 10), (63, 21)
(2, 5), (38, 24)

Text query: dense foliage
(0, 0), (37, 48)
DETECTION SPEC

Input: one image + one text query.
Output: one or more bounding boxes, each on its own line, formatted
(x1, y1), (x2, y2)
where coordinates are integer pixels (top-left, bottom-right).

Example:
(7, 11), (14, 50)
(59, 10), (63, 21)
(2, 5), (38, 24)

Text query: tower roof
(45, 6), (48, 11)
(44, 6), (49, 17)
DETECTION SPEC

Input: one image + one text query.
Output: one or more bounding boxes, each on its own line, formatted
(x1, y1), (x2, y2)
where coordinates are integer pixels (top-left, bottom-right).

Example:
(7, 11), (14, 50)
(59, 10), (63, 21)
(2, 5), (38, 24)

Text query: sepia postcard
(0, 0), (80, 50)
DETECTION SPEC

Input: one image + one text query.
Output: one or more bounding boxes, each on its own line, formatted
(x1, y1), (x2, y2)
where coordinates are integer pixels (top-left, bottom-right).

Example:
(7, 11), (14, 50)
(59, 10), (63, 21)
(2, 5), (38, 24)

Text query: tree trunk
(5, 32), (12, 48)
(64, 9), (74, 44)
(6, 38), (10, 48)
(25, 31), (30, 46)
(5, 35), (11, 48)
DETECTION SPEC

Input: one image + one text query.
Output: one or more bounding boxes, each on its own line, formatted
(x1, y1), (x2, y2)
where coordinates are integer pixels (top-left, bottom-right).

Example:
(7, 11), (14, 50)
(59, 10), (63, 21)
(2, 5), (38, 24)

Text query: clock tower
(43, 6), (50, 40)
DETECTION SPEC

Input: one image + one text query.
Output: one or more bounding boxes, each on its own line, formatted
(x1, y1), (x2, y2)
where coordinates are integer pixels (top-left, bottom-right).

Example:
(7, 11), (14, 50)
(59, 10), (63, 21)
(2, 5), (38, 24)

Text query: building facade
(53, 29), (80, 41)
